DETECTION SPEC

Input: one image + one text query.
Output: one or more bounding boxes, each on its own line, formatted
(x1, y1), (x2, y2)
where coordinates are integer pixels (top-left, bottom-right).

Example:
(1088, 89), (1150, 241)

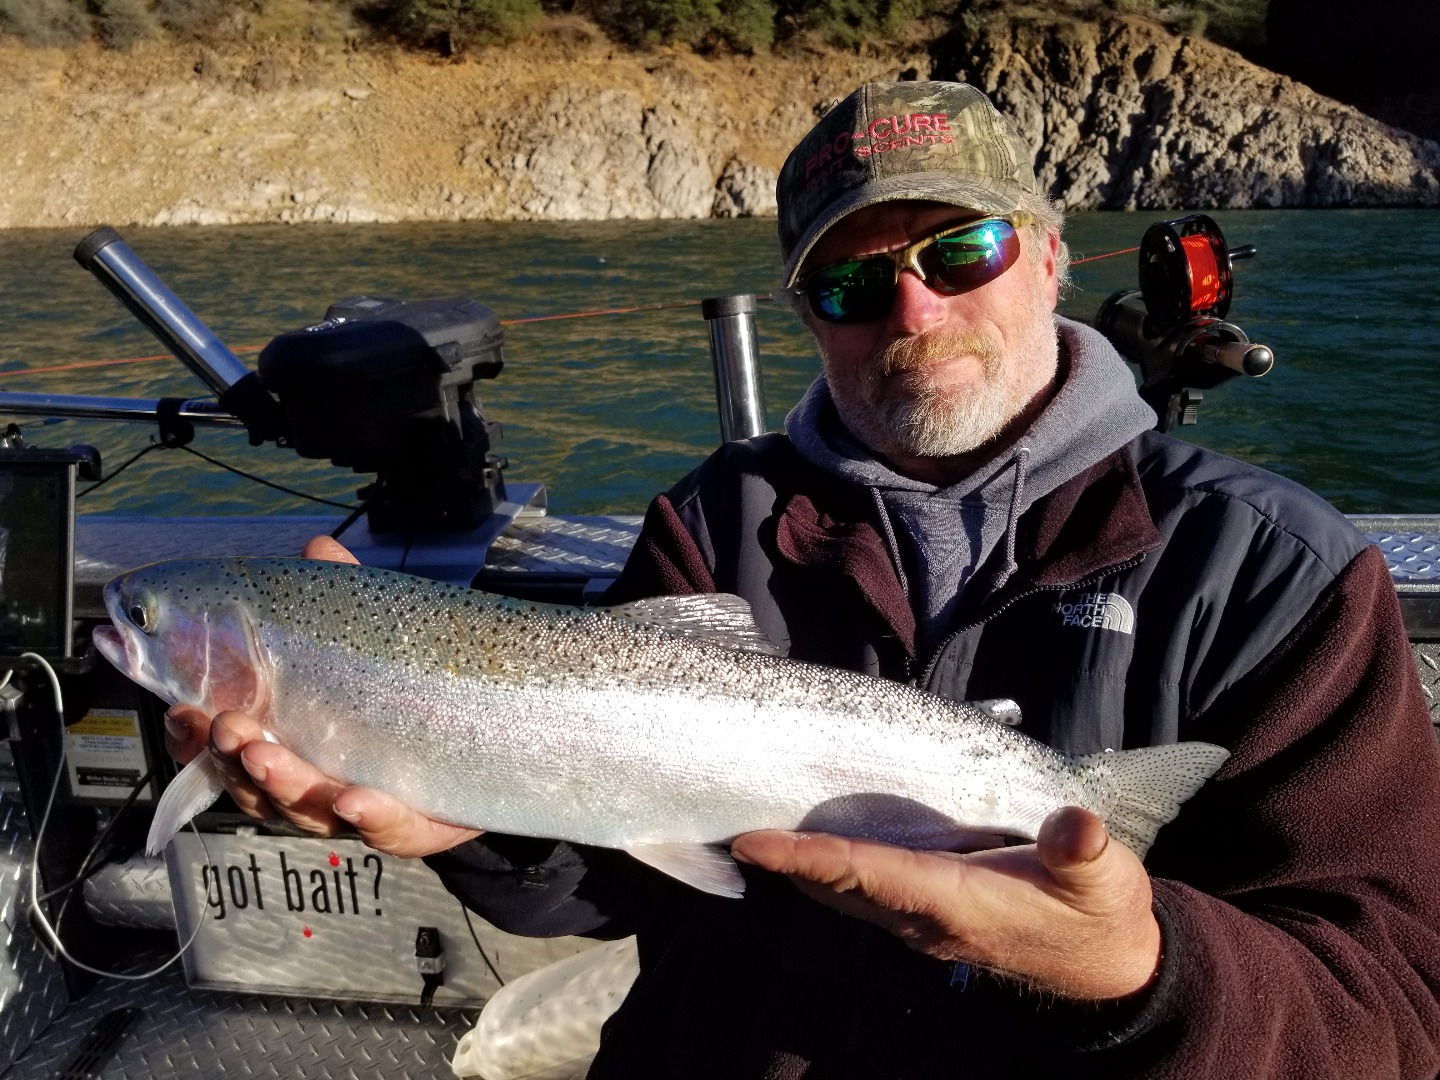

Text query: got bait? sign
(163, 832), (586, 1005)
(197, 848), (385, 921)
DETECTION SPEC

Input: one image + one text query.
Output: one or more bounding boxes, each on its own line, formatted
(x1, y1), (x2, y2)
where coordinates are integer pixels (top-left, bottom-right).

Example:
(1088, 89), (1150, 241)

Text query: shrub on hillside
(152, 0), (233, 39)
(777, 0), (923, 47)
(1113, 0), (1267, 48)
(0, 0), (88, 45)
(93, 0), (156, 47)
(368, 0), (542, 48)
(588, 0), (773, 50)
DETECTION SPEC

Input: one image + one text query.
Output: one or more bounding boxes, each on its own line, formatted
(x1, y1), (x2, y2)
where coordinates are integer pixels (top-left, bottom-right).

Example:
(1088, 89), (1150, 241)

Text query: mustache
(876, 329), (1002, 378)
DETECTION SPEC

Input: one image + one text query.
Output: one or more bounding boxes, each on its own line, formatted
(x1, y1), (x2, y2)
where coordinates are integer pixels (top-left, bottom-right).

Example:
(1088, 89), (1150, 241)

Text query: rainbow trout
(94, 557), (1228, 897)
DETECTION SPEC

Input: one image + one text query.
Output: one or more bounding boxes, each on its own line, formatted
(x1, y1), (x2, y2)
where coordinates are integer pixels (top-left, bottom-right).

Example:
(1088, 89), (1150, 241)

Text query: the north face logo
(1053, 592), (1135, 634)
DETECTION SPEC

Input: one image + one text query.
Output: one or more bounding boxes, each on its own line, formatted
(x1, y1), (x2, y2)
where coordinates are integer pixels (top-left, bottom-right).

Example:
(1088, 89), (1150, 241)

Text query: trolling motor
(58, 228), (509, 534)
(1094, 215), (1275, 432)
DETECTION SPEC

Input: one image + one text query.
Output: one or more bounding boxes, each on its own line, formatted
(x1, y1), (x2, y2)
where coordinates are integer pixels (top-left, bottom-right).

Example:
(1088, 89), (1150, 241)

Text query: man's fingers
(332, 787), (481, 858)
(203, 711), (280, 819)
(302, 536), (360, 564)
(163, 704), (212, 764)
(238, 739), (349, 836)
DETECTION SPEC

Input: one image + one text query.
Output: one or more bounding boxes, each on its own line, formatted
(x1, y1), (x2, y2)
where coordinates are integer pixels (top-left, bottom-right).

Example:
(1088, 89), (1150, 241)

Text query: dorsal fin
(608, 594), (785, 657)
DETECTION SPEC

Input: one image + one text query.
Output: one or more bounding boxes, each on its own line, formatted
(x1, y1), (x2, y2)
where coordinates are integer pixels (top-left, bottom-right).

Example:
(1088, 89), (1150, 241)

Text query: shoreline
(2, 14), (1438, 231)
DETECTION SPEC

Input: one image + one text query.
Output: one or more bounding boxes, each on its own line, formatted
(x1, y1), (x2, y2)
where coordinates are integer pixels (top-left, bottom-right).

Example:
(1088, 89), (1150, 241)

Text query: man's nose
(885, 268), (947, 336)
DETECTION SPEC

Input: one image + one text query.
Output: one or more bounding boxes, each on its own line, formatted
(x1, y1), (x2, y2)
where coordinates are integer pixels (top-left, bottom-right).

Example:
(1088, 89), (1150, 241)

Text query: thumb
(303, 535), (360, 565)
(1036, 806), (1111, 881)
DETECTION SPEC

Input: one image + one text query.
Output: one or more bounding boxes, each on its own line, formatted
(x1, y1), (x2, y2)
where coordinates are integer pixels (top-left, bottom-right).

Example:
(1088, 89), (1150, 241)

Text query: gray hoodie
(786, 316), (1156, 658)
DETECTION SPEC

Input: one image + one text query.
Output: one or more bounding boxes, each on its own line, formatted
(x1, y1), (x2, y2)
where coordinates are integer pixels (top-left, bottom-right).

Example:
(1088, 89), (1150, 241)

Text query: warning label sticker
(65, 708), (153, 802)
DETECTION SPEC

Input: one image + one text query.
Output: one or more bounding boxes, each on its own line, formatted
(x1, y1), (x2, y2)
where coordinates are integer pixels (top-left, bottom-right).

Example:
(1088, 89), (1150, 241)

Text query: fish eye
(127, 594), (157, 634)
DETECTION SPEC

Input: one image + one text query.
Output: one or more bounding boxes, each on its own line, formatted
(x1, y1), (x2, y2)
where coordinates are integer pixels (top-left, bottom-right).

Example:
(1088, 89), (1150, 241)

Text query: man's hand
(160, 535), (481, 859)
(730, 807), (1161, 1001)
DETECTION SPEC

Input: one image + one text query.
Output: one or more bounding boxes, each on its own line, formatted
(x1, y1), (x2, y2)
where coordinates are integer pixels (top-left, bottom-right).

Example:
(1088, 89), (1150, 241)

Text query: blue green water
(0, 210), (1436, 517)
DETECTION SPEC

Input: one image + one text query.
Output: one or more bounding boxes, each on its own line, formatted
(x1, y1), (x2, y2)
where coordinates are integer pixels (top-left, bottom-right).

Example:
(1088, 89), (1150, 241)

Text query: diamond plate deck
(1350, 516), (1440, 587)
(1, 742), (71, 1074)
(81, 857), (174, 930)
(5, 949), (476, 1080)
(1416, 643), (1440, 728)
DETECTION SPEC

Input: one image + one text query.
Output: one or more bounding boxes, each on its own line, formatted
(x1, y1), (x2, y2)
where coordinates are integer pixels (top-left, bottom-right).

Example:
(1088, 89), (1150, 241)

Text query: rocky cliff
(1, 13), (1436, 229)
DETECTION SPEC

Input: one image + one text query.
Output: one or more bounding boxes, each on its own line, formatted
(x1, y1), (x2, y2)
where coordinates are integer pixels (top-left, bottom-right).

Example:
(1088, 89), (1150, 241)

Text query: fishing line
(330, 500), (371, 542)
(0, 345), (264, 380)
(1070, 246), (1141, 265)
(21, 652), (211, 981)
(1, 248), (1153, 379)
(0, 295), (787, 377)
(72, 436), (360, 512)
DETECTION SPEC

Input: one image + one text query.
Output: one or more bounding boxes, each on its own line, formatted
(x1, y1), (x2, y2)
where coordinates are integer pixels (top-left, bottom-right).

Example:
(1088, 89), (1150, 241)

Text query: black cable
(177, 444), (359, 511)
(77, 442), (161, 498)
(38, 766), (156, 960)
(331, 500), (370, 541)
(460, 902), (505, 986)
(38, 765), (157, 904)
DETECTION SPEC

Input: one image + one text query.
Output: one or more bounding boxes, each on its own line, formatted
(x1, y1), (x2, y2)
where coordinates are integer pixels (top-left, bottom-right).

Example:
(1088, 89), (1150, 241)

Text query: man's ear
(1039, 230), (1061, 310)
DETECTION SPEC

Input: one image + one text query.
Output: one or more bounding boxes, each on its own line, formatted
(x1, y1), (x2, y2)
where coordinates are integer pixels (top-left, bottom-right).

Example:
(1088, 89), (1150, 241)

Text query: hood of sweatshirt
(785, 315), (1156, 657)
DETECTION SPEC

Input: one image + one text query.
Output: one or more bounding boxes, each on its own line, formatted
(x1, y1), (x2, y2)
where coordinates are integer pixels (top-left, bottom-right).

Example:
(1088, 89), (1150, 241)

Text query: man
(168, 81), (1440, 1076)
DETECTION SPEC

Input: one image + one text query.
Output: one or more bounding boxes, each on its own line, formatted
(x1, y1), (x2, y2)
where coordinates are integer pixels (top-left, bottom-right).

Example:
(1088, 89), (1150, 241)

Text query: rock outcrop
(467, 88), (716, 220)
(934, 16), (1440, 209)
(0, 13), (1435, 230)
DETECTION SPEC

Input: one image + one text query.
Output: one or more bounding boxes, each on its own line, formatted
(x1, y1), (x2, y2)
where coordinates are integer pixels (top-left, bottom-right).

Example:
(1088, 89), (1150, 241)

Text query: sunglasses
(796, 214), (1032, 325)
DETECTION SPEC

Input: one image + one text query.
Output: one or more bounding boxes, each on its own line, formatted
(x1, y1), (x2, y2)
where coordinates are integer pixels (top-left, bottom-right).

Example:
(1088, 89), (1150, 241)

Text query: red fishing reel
(1092, 214), (1273, 433)
(1138, 214), (1234, 326)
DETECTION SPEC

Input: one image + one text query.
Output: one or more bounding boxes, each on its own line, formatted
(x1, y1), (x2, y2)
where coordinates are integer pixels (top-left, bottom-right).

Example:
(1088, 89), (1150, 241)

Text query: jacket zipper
(916, 554), (1147, 690)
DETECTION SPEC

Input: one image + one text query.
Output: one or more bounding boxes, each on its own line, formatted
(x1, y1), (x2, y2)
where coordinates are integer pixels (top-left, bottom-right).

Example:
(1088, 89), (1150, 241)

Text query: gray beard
(824, 298), (1060, 460)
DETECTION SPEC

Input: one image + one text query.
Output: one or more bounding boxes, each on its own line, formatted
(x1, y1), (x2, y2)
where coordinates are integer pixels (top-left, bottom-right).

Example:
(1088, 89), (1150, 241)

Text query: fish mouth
(93, 619), (140, 678)
(93, 617), (174, 704)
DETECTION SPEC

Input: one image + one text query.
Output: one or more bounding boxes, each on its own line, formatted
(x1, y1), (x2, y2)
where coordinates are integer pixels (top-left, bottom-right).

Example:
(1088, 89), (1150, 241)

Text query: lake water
(0, 210), (1436, 517)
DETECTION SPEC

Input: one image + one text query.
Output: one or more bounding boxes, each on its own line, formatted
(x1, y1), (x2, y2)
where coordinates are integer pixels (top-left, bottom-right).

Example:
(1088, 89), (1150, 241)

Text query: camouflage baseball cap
(778, 81), (1040, 286)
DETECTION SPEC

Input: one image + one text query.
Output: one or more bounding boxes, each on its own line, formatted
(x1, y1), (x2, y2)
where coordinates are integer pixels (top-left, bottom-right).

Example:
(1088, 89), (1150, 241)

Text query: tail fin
(1082, 742), (1230, 858)
(146, 754), (227, 855)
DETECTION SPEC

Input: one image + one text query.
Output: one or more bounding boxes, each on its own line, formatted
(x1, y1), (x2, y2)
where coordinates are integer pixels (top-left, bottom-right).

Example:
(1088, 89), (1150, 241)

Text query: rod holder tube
(0, 391), (243, 427)
(703, 294), (766, 443)
(74, 227), (253, 396)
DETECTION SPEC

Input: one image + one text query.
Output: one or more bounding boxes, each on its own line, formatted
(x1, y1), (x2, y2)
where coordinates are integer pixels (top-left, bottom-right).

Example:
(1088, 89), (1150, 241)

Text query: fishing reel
(1093, 215), (1275, 432)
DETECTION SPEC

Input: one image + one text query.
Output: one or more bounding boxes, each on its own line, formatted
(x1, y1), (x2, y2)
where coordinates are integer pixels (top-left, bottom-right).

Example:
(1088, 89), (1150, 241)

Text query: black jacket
(428, 431), (1440, 1078)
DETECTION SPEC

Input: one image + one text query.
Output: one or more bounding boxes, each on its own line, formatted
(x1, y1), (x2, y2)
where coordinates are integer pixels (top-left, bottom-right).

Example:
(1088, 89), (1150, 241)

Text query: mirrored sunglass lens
(808, 259), (894, 323)
(923, 221), (1019, 294)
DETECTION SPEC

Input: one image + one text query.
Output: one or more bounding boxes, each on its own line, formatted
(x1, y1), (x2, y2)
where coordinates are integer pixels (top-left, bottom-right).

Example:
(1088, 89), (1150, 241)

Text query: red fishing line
(1180, 234), (1220, 311)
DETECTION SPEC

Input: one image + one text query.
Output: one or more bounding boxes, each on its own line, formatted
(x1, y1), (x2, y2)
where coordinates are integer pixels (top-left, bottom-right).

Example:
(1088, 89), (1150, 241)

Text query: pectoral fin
(145, 753), (227, 855)
(625, 842), (746, 898)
